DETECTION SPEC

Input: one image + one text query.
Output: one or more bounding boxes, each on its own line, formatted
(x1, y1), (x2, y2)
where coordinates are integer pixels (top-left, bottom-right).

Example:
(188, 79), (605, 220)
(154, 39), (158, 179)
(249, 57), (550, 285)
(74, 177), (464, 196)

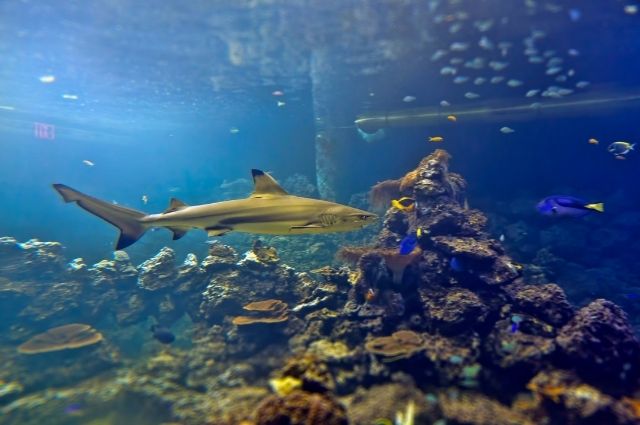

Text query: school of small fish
(410, 1), (638, 154)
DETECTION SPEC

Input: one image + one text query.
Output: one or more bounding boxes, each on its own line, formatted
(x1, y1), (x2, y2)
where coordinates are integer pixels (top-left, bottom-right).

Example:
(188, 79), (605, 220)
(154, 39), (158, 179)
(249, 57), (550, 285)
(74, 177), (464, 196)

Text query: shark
(53, 169), (377, 250)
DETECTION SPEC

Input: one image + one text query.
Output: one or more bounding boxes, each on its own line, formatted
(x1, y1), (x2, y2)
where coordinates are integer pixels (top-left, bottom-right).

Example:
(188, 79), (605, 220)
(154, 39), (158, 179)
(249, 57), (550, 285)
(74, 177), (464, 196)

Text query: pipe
(355, 89), (640, 133)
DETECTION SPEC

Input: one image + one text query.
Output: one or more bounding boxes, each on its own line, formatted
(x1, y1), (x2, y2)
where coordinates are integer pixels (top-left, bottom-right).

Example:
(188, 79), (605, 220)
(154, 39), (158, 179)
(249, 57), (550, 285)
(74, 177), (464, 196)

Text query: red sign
(34, 122), (55, 140)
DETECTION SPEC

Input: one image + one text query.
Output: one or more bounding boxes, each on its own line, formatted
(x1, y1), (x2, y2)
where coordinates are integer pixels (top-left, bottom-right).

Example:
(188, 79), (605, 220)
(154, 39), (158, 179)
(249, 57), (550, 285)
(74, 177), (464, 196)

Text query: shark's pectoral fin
(169, 228), (188, 240)
(290, 224), (325, 229)
(206, 226), (232, 237)
(289, 224), (326, 233)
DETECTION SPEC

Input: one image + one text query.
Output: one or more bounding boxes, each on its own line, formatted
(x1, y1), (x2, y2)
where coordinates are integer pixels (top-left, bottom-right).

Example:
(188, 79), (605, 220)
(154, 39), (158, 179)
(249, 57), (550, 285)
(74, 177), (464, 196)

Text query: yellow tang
(391, 197), (415, 212)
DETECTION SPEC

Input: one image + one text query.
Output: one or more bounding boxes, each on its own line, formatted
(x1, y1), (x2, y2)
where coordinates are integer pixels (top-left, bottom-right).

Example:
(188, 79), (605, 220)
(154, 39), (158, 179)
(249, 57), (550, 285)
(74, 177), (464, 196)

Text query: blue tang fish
(398, 228), (423, 255)
(536, 196), (604, 217)
(450, 256), (465, 272)
(399, 234), (418, 255)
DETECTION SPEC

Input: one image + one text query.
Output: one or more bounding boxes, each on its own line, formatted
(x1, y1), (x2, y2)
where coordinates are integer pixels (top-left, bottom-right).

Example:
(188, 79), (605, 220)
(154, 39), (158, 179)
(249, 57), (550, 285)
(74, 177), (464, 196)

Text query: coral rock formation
(556, 299), (640, 389)
(254, 390), (348, 425)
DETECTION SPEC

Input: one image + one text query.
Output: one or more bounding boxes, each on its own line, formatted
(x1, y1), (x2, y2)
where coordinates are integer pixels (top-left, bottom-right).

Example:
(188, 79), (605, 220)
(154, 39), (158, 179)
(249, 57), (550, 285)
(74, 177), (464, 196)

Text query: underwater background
(1, 0), (640, 424)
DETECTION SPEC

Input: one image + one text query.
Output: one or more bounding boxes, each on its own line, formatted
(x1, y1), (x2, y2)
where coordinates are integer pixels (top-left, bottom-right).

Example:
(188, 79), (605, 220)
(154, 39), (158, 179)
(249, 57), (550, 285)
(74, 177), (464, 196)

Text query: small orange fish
(429, 136), (444, 142)
(447, 115), (457, 122)
(588, 138), (599, 145)
(365, 288), (377, 302)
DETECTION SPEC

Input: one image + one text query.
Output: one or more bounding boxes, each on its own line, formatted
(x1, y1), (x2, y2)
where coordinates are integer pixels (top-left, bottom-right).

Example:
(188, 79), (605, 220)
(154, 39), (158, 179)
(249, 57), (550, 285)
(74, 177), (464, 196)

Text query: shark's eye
(359, 215), (369, 221)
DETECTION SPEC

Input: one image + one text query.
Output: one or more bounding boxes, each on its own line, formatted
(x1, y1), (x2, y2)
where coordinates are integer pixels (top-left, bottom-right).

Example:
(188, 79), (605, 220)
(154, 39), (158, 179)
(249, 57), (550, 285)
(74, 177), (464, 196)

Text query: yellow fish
(391, 197), (415, 212)
(428, 136), (444, 142)
(447, 115), (457, 122)
(588, 138), (599, 145)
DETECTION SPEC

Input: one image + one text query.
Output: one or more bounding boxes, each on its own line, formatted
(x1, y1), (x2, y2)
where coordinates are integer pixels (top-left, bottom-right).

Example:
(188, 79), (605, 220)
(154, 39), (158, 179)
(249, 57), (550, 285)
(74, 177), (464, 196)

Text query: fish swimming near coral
(399, 234), (418, 255)
(450, 256), (466, 272)
(53, 169), (377, 249)
(391, 197), (415, 212)
(536, 195), (604, 217)
(510, 315), (523, 333)
(150, 325), (175, 344)
(398, 228), (424, 255)
(63, 403), (84, 416)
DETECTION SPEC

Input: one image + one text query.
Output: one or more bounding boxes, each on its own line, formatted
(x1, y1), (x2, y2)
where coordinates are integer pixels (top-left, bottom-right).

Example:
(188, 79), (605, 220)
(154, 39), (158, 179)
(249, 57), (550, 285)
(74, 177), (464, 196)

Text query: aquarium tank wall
(1, 1), (640, 424)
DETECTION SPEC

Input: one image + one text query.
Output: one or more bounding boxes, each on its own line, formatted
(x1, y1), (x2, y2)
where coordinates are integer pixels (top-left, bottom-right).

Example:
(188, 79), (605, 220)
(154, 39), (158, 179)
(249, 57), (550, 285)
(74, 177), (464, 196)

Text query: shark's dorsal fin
(250, 169), (288, 198)
(163, 198), (188, 214)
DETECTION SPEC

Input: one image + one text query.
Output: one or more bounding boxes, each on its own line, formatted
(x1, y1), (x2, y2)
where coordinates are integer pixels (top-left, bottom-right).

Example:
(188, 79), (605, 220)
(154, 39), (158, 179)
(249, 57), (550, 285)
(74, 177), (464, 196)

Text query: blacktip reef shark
(53, 169), (377, 250)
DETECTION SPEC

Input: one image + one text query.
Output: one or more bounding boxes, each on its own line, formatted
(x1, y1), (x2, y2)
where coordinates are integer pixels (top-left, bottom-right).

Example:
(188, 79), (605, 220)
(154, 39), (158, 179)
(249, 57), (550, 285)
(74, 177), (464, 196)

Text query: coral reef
(2, 149), (639, 425)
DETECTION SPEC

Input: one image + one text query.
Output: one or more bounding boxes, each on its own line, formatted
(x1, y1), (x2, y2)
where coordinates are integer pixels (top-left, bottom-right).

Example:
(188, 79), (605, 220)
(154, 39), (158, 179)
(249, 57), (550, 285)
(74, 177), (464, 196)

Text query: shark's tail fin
(53, 184), (148, 250)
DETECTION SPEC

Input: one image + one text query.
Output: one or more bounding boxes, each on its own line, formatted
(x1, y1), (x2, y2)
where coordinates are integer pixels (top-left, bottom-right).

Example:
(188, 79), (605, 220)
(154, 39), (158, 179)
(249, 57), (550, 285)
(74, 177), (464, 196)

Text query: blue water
(2, 0), (640, 424)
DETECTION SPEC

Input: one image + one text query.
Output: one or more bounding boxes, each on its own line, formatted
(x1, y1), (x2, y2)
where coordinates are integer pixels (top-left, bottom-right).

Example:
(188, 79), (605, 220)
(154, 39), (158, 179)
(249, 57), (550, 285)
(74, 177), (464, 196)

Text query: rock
(508, 283), (574, 326)
(556, 299), (640, 388)
(137, 247), (177, 292)
(17, 281), (84, 324)
(431, 236), (496, 263)
(421, 288), (490, 334)
(115, 292), (148, 325)
(484, 317), (555, 386)
(254, 390), (348, 425)
(526, 370), (637, 424)
(66, 258), (88, 279)
(199, 262), (296, 324)
(422, 333), (482, 385)
(201, 241), (238, 273)
(175, 253), (205, 292)
(89, 251), (138, 287)
(0, 238), (65, 280)
(346, 382), (429, 425)
(438, 391), (535, 425)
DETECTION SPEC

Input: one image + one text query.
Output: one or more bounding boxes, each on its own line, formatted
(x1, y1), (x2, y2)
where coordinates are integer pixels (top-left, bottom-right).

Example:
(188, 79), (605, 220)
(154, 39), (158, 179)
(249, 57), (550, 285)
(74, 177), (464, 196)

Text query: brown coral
(243, 300), (288, 313)
(232, 316), (288, 325)
(254, 390), (348, 425)
(439, 391), (534, 425)
(369, 179), (402, 209)
(232, 299), (289, 326)
(364, 330), (425, 361)
(17, 323), (103, 354)
(337, 246), (421, 284)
